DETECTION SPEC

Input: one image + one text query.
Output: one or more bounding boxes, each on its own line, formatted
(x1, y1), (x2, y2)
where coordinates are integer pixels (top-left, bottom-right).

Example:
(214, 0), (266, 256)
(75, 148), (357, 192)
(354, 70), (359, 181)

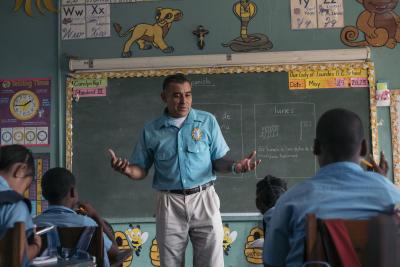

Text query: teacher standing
(109, 73), (260, 267)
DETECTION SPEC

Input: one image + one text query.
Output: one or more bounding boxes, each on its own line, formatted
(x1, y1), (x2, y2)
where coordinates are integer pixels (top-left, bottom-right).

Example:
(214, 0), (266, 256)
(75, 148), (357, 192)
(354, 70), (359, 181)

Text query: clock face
(10, 90), (40, 121)
(37, 130), (48, 142)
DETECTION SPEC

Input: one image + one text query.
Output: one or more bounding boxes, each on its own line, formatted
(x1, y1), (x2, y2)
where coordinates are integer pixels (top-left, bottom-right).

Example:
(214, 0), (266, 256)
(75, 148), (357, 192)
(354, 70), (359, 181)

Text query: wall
(0, 2), (59, 164)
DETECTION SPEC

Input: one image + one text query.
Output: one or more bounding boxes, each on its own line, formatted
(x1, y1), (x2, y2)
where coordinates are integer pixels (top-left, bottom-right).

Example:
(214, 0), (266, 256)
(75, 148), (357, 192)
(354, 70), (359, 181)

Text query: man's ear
(360, 139), (368, 157)
(161, 91), (167, 103)
(313, 139), (321, 156)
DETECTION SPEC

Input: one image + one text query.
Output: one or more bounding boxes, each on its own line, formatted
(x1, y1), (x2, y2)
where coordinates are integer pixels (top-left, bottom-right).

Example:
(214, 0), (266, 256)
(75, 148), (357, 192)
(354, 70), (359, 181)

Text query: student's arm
(108, 149), (147, 180)
(78, 203), (116, 244)
(27, 233), (42, 260)
(213, 150), (261, 173)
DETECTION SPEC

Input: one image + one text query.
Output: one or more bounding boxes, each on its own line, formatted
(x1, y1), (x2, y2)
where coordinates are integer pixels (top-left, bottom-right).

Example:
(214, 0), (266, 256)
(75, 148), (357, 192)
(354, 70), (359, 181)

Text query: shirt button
(183, 179), (186, 183)
(179, 147), (182, 151)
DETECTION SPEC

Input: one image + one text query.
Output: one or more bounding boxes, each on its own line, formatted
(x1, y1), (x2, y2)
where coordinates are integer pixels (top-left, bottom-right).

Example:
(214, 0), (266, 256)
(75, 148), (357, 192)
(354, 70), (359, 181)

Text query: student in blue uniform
(34, 167), (121, 266)
(263, 108), (400, 267)
(109, 73), (261, 267)
(0, 144), (42, 262)
(255, 175), (287, 235)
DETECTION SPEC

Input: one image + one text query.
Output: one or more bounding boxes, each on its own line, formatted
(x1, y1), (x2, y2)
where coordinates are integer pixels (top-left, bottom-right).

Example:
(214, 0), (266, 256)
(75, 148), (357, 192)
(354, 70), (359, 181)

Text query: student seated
(263, 108), (400, 267)
(255, 175), (287, 235)
(34, 167), (120, 265)
(0, 144), (42, 263)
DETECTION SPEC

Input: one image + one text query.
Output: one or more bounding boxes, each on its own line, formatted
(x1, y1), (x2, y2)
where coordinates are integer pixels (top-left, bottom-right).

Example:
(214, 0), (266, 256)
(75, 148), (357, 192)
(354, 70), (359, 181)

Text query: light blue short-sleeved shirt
(34, 205), (113, 252)
(0, 176), (34, 238)
(131, 108), (230, 190)
(263, 162), (400, 267)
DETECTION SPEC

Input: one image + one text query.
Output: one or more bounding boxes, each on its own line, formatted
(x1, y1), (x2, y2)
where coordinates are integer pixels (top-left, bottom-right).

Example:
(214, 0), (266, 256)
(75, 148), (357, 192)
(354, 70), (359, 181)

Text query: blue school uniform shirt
(131, 108), (229, 190)
(263, 162), (400, 267)
(0, 175), (34, 238)
(33, 205), (113, 252)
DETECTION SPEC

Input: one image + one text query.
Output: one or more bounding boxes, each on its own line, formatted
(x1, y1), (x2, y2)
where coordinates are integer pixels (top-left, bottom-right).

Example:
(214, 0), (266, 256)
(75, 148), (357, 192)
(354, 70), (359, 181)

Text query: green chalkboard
(69, 69), (373, 218)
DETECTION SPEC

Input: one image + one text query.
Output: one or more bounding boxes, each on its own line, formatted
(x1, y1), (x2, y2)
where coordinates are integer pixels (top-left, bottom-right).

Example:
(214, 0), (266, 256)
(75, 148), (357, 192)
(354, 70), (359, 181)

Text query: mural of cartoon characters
(125, 224), (149, 257)
(244, 227), (264, 264)
(341, 0), (400, 48)
(222, 224), (238, 255)
(113, 7), (183, 57)
(149, 238), (160, 266)
(223, 0), (273, 52)
(114, 231), (134, 267)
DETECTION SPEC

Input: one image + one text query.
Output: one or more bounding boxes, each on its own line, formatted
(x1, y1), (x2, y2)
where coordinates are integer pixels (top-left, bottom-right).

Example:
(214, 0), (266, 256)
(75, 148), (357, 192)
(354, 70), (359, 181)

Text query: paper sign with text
(289, 68), (368, 90)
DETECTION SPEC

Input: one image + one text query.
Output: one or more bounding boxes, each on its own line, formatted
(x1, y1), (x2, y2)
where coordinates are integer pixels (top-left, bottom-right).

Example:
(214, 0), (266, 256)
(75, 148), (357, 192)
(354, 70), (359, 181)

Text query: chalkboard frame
(66, 62), (378, 172)
(390, 90), (400, 185)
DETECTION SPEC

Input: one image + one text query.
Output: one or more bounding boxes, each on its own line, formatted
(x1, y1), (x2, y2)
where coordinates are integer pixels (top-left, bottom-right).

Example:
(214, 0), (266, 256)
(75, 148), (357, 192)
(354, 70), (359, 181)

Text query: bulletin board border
(66, 62), (378, 171)
(390, 90), (400, 185)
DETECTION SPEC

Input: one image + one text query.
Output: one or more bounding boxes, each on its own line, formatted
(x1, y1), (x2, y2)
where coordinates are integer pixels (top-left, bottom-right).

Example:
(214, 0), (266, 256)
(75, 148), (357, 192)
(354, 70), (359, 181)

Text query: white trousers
(155, 186), (224, 267)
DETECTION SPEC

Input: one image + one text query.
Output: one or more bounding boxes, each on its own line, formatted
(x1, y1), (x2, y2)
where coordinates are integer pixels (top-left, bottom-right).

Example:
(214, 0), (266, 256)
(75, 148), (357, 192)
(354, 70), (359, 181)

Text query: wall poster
(0, 78), (51, 146)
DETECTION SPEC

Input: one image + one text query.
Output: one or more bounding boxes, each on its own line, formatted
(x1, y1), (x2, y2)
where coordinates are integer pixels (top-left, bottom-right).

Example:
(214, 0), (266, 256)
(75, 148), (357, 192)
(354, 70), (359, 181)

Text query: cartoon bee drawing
(149, 238), (160, 266)
(114, 231), (133, 267)
(244, 227), (264, 264)
(125, 224), (149, 257)
(222, 224), (238, 255)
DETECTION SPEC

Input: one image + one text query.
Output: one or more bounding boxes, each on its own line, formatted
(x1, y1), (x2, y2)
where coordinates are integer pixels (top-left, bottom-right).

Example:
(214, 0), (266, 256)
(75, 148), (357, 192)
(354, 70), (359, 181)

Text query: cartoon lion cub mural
(113, 7), (183, 57)
(341, 0), (400, 48)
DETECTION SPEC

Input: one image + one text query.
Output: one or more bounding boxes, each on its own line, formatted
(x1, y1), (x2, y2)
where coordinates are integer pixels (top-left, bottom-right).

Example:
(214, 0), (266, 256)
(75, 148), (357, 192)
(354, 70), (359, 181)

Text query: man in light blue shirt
(34, 167), (119, 266)
(109, 74), (261, 267)
(263, 108), (400, 267)
(0, 144), (42, 263)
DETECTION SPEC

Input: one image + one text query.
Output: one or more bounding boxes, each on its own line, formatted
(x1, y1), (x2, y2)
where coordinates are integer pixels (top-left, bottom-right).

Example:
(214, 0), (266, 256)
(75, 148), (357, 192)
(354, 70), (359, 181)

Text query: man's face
(162, 81), (192, 118)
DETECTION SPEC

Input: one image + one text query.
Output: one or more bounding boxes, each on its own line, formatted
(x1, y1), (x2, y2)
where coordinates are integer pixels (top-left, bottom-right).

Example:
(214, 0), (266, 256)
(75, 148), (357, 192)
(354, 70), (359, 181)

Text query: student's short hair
(162, 73), (191, 91)
(256, 175), (287, 214)
(316, 108), (364, 160)
(0, 144), (35, 174)
(42, 167), (76, 203)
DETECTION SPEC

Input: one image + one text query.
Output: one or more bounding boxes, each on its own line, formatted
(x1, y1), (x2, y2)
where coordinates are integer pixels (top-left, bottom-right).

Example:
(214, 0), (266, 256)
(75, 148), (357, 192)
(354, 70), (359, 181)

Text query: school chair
(304, 213), (369, 267)
(39, 226), (104, 266)
(0, 222), (26, 267)
(365, 213), (400, 267)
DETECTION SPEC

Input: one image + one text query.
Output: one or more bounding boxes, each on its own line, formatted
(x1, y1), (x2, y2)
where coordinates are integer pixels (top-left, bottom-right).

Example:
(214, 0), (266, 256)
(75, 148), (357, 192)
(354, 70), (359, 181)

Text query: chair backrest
(305, 214), (369, 267)
(0, 222), (26, 267)
(365, 214), (400, 267)
(40, 226), (104, 267)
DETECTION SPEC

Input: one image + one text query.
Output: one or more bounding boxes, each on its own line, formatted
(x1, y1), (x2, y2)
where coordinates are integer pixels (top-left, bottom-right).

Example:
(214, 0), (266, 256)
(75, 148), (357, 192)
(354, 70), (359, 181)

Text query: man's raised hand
(108, 148), (129, 174)
(234, 150), (261, 173)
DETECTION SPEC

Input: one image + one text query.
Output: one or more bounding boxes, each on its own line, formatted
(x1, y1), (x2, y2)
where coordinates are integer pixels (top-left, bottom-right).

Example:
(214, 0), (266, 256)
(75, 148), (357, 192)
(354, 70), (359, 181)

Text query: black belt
(165, 181), (214, 195)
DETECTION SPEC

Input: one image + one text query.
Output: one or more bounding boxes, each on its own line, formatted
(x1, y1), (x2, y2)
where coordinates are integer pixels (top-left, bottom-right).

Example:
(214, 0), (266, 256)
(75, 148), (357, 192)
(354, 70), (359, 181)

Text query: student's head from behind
(161, 73), (192, 118)
(314, 108), (367, 166)
(42, 167), (78, 208)
(256, 175), (287, 214)
(0, 144), (35, 194)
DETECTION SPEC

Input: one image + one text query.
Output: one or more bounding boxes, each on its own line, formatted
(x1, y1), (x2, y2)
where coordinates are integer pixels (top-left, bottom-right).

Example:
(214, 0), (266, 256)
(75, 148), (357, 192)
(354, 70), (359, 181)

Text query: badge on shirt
(192, 127), (202, 141)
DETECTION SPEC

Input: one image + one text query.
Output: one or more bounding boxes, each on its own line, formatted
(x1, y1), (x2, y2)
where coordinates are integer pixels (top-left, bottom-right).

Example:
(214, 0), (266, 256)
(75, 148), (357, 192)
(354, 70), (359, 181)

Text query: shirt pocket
(187, 141), (209, 154)
(186, 142), (212, 172)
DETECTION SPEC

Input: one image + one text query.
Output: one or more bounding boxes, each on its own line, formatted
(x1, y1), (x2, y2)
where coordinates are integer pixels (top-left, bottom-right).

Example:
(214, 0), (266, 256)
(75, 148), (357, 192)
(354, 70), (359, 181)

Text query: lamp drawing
(192, 25), (209, 50)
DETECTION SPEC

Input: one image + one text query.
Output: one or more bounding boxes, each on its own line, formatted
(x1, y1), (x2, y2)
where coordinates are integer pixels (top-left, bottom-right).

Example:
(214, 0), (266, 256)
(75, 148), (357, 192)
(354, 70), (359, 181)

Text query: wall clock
(9, 90), (40, 121)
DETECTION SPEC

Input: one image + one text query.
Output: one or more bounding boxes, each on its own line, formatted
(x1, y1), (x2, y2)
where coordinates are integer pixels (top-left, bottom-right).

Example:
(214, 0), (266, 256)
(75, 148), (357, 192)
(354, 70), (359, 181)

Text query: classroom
(1, 0), (400, 266)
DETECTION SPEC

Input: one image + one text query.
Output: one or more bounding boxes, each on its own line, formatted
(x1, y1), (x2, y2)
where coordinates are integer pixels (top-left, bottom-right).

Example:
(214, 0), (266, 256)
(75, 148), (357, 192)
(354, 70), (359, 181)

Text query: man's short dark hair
(42, 167), (75, 203)
(316, 108), (364, 160)
(0, 144), (35, 175)
(162, 73), (191, 91)
(256, 175), (287, 214)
